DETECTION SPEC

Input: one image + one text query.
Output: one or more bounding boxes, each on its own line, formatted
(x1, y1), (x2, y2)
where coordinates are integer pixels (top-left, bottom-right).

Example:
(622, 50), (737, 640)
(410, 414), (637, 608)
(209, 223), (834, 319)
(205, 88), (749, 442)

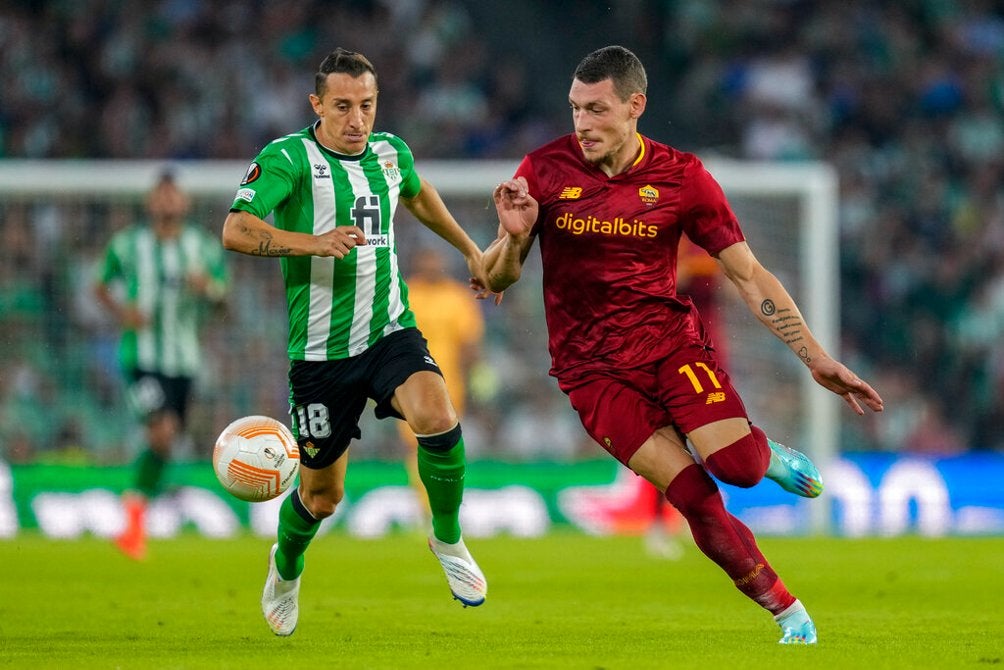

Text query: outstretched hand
(809, 356), (884, 415)
(469, 275), (503, 304)
(464, 251), (503, 305)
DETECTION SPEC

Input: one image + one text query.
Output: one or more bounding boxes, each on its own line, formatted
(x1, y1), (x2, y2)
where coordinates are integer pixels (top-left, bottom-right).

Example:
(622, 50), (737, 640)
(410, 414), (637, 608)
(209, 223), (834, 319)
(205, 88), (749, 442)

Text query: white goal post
(0, 158), (839, 532)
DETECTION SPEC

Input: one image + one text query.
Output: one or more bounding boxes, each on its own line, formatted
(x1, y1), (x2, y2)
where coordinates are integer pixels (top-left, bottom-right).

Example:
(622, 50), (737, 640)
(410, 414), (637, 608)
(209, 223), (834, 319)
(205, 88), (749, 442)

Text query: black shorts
(127, 369), (193, 424)
(288, 328), (442, 469)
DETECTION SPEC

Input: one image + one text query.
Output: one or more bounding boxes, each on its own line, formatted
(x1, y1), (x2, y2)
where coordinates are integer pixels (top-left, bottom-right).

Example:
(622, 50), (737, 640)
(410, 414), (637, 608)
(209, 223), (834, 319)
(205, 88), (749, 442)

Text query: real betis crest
(382, 160), (401, 182)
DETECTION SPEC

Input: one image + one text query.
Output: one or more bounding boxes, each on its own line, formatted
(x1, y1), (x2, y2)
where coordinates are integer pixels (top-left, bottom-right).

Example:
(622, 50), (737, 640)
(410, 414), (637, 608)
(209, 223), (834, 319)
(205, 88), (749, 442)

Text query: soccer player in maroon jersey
(480, 45), (884, 644)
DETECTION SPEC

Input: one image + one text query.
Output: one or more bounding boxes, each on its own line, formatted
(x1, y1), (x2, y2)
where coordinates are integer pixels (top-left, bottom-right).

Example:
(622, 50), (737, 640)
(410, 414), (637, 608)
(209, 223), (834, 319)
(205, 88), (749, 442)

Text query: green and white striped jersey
(230, 123), (421, 361)
(99, 223), (228, 377)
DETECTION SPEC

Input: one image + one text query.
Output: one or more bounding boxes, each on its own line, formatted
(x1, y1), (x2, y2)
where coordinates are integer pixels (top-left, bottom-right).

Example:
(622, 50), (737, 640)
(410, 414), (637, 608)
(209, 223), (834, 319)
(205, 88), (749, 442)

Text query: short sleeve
(678, 159), (745, 256)
(230, 145), (300, 222)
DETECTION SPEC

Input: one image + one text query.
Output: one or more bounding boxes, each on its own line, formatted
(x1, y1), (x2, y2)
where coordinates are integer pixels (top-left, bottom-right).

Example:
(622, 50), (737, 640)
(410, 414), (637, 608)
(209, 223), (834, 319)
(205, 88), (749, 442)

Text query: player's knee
(411, 410), (459, 438)
(704, 428), (770, 488)
(300, 485), (344, 519)
(416, 422), (462, 453)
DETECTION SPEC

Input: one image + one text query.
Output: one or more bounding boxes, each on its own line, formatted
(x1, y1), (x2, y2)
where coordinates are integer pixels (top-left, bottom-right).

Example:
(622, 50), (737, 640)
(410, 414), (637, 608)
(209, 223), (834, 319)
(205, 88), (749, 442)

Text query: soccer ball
(213, 415), (300, 502)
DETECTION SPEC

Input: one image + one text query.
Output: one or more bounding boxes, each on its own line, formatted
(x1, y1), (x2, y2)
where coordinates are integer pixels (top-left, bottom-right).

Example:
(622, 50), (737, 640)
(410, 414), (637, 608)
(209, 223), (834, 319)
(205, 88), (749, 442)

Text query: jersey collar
(309, 121), (371, 161)
(631, 133), (646, 168)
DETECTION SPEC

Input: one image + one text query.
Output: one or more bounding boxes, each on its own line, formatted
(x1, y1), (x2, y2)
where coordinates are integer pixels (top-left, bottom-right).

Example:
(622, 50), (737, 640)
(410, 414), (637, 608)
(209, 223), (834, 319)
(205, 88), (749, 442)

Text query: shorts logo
(236, 188), (255, 203)
(241, 162), (261, 185)
(638, 184), (659, 205)
(424, 355), (438, 368)
(559, 186), (582, 199)
(706, 392), (727, 404)
(603, 437), (613, 448)
(302, 441), (319, 459)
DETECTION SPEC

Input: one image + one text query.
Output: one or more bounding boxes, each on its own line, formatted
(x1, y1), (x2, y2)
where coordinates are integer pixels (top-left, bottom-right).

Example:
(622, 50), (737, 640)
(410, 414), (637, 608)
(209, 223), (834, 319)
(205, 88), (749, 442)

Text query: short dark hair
(315, 48), (377, 96)
(573, 45), (647, 101)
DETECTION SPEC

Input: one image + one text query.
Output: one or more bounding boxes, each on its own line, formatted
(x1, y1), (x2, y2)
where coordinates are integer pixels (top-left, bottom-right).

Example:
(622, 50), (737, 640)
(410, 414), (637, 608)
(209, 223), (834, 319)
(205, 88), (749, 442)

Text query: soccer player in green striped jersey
(222, 48), (490, 636)
(96, 170), (229, 560)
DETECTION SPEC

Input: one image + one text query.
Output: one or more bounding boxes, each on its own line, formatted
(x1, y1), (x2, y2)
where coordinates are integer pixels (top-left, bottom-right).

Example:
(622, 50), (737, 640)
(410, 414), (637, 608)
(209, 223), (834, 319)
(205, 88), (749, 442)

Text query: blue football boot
(765, 439), (824, 498)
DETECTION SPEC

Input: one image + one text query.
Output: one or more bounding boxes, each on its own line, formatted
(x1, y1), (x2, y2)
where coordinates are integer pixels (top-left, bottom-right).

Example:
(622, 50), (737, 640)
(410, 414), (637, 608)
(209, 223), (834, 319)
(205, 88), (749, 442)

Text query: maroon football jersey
(515, 133), (745, 378)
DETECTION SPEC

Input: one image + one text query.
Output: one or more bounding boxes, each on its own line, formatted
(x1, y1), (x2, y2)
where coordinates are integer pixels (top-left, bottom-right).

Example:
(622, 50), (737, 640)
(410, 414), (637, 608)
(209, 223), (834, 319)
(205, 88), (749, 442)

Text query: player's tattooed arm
(761, 299), (809, 358)
(223, 210), (296, 257)
(250, 229), (292, 257)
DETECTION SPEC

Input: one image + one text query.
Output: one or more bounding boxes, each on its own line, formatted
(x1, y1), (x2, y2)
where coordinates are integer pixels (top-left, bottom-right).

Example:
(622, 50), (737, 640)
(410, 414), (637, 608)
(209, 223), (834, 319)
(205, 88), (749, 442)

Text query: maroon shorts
(558, 341), (749, 465)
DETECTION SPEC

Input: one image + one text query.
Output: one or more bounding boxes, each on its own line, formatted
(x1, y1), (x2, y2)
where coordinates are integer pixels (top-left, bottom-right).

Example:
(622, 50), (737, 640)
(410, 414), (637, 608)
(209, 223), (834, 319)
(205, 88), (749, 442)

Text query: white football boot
(261, 543), (300, 636)
(428, 536), (487, 607)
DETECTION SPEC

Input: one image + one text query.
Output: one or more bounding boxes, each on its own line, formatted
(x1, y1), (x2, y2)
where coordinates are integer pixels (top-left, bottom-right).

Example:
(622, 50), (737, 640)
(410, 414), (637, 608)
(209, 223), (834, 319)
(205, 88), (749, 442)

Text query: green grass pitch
(1, 532), (1000, 669)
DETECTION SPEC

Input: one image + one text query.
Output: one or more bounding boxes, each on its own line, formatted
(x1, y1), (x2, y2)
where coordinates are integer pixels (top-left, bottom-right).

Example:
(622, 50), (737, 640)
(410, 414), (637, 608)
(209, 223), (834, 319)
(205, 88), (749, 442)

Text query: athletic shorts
(557, 341), (749, 465)
(287, 327), (442, 469)
(127, 369), (193, 424)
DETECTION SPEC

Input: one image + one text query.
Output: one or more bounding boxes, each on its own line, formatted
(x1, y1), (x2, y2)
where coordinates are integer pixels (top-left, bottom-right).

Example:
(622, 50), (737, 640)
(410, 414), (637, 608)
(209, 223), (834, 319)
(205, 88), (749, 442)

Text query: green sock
(276, 489), (320, 581)
(134, 449), (167, 497)
(416, 427), (466, 544)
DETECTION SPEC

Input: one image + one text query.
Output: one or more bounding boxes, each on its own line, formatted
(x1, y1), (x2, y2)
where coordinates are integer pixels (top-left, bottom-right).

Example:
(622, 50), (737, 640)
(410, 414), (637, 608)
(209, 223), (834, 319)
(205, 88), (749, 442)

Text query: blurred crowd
(2, 0), (1004, 462)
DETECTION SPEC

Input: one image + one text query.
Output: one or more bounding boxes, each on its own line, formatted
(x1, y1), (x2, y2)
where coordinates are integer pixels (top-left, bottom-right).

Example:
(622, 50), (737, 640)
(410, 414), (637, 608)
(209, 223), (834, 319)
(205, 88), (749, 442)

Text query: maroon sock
(666, 463), (795, 615)
(703, 425), (771, 488)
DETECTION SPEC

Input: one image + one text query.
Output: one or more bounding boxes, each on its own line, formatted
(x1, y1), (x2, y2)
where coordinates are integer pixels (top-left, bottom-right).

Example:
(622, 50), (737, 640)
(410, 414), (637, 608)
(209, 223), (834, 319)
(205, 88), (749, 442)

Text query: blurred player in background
(482, 45), (884, 644)
(95, 170), (229, 560)
(222, 48), (489, 637)
(397, 246), (486, 528)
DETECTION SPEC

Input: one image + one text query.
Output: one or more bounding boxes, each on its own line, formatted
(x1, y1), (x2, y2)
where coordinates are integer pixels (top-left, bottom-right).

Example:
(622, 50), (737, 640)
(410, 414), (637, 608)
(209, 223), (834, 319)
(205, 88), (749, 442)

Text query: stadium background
(1, 0), (1003, 537)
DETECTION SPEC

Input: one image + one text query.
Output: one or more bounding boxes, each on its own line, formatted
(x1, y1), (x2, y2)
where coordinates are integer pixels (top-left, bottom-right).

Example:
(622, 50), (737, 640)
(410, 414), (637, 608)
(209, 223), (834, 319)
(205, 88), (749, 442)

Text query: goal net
(0, 159), (838, 492)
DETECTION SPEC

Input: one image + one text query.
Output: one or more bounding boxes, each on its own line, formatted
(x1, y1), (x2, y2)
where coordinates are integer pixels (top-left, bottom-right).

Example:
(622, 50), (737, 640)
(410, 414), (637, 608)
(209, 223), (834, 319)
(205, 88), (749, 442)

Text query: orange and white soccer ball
(212, 415), (300, 502)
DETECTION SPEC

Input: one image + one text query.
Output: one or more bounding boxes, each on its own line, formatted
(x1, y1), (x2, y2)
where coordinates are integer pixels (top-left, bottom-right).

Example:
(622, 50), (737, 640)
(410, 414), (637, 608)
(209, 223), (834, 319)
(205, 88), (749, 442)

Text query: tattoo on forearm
(254, 241), (291, 256)
(250, 231), (291, 257)
(763, 300), (806, 348)
(798, 346), (812, 364)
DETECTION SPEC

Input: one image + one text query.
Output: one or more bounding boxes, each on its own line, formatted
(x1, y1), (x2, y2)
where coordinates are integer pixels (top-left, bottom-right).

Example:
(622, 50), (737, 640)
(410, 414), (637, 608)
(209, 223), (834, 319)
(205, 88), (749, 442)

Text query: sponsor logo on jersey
(559, 186), (583, 199)
(638, 184), (659, 205)
(241, 162), (261, 185)
(366, 234), (391, 247)
(554, 211), (658, 238)
(235, 188), (255, 203)
(382, 160), (401, 182)
(313, 163), (330, 179)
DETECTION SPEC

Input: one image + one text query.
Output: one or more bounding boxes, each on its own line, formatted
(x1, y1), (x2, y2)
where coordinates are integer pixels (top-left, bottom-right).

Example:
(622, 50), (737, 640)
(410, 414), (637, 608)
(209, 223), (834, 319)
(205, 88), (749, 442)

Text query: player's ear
(309, 93), (323, 116)
(629, 92), (647, 119)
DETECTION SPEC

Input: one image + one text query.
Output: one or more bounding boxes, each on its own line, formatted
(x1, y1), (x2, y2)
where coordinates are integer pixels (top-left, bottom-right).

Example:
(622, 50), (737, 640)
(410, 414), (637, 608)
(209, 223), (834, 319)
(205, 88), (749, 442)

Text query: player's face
(569, 78), (645, 174)
(310, 72), (378, 155)
(147, 181), (190, 224)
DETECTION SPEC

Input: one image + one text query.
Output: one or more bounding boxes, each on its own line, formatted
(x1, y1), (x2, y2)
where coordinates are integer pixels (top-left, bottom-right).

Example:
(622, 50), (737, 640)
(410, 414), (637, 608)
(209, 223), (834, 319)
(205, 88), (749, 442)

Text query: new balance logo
(706, 392), (726, 404)
(559, 186), (582, 199)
